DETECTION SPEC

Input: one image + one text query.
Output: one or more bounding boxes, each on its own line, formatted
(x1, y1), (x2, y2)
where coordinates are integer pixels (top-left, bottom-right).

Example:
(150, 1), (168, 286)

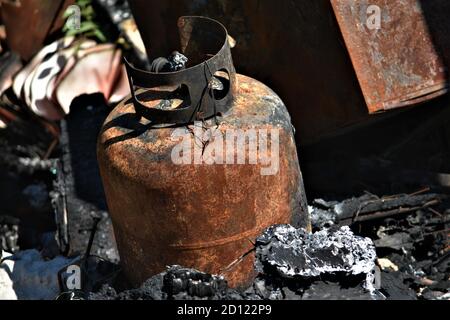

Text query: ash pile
(87, 225), (381, 300)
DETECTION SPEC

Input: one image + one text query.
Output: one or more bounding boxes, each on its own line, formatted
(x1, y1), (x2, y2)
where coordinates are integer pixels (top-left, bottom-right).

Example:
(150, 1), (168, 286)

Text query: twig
(409, 187), (431, 197)
(43, 138), (59, 160)
(423, 228), (450, 236)
(219, 247), (255, 275)
(350, 199), (440, 223)
(428, 207), (443, 217)
(83, 217), (101, 268)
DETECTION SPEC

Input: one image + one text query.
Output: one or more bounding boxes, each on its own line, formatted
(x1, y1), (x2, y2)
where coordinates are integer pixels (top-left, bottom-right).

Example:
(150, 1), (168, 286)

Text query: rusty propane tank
(97, 16), (309, 288)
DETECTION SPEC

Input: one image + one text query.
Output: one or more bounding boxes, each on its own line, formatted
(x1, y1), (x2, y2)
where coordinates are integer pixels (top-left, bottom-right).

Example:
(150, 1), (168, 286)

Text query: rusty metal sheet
(1, 0), (74, 61)
(331, 0), (448, 113)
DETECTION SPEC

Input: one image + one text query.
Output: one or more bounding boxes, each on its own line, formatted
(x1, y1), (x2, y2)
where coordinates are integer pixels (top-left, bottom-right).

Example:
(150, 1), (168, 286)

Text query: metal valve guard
(124, 16), (237, 125)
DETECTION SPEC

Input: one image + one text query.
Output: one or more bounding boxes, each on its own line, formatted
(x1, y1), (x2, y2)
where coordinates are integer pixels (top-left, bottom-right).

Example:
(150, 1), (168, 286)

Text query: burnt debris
(88, 226), (381, 301)
(85, 199), (448, 300)
(0, 105), (57, 254)
(51, 94), (118, 262)
(89, 266), (244, 301)
(373, 206), (449, 300)
(310, 193), (442, 230)
(255, 225), (378, 294)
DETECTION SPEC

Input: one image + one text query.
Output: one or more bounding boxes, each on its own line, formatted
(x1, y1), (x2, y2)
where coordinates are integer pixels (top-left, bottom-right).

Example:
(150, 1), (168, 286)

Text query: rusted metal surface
(128, 0), (373, 144)
(98, 73), (307, 288)
(98, 17), (307, 288)
(1, 0), (74, 61)
(331, 0), (448, 113)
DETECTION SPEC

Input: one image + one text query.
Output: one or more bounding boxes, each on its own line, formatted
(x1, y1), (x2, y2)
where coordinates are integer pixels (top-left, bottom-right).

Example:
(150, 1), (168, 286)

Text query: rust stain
(331, 0), (448, 113)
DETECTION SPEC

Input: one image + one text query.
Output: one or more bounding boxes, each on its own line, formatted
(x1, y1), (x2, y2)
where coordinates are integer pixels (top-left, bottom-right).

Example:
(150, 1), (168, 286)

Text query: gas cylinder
(97, 16), (308, 288)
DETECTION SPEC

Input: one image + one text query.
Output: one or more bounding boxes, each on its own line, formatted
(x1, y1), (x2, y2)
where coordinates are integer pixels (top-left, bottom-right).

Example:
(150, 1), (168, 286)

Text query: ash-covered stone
(309, 206), (339, 229)
(255, 225), (377, 292)
(309, 199), (340, 229)
(375, 229), (413, 251)
(89, 273), (168, 300)
(89, 265), (245, 300)
(163, 265), (228, 299)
